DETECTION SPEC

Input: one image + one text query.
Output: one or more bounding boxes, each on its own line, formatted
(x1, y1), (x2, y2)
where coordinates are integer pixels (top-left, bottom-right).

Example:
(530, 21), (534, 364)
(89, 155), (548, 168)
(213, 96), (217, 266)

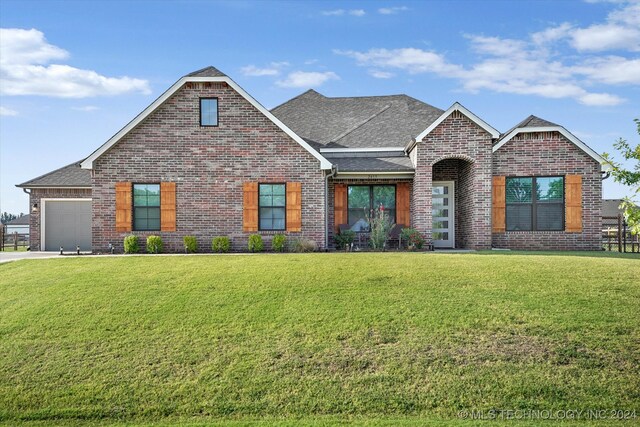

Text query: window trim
(258, 182), (287, 231)
(346, 184), (397, 231)
(199, 97), (219, 127)
(505, 175), (565, 232)
(132, 182), (162, 231)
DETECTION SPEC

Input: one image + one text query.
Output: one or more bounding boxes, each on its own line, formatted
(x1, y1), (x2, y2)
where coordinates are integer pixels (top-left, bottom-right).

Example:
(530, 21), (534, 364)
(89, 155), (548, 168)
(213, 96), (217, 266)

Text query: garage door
(44, 200), (92, 251)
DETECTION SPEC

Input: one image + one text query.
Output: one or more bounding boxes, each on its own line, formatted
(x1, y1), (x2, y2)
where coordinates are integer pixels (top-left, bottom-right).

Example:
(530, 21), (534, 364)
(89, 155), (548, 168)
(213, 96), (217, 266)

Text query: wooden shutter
(115, 182), (132, 232)
(286, 182), (302, 232)
(160, 182), (177, 232)
(396, 183), (411, 226)
(492, 176), (506, 233)
(334, 184), (347, 232)
(565, 175), (582, 233)
(243, 182), (258, 232)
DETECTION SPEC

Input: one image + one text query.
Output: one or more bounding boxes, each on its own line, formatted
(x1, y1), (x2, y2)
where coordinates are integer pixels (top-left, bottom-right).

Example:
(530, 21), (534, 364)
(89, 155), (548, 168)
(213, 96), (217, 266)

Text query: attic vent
(451, 110), (464, 119)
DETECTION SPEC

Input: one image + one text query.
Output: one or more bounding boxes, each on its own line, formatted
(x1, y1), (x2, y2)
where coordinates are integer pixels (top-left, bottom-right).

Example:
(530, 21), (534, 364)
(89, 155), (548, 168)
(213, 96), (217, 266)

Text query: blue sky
(1, 0), (638, 214)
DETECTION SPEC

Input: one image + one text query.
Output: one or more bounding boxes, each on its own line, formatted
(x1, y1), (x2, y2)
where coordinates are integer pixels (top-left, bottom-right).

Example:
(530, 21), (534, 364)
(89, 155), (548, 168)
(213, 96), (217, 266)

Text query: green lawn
(1, 252), (639, 426)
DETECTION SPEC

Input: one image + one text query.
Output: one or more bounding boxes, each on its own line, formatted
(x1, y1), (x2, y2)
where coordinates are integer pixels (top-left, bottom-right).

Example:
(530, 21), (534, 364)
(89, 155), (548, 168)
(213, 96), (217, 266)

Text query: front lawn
(0, 252), (638, 425)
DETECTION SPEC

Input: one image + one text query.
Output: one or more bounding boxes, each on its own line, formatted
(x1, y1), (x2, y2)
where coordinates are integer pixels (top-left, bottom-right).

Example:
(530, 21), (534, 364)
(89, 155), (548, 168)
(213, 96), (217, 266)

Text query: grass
(0, 252), (639, 426)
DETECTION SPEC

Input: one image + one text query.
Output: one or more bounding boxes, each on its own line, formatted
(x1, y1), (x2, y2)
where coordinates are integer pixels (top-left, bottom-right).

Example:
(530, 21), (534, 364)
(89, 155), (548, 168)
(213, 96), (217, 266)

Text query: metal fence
(602, 215), (639, 253)
(0, 227), (30, 251)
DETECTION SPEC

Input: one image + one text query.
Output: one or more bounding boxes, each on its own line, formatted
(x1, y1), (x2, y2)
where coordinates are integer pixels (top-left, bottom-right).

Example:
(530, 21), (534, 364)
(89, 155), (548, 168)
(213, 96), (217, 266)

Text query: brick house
(17, 66), (606, 252)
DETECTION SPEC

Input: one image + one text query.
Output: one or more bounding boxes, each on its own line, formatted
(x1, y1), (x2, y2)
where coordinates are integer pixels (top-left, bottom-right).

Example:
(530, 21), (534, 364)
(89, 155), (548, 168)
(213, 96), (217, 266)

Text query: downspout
(601, 170), (611, 180)
(324, 166), (337, 251)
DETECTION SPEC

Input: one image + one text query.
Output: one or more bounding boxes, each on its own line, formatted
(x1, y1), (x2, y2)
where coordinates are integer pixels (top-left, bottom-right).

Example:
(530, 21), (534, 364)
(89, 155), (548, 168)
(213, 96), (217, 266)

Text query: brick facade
(91, 82), (326, 252)
(412, 111), (494, 249)
(492, 131), (602, 250)
(28, 188), (92, 251)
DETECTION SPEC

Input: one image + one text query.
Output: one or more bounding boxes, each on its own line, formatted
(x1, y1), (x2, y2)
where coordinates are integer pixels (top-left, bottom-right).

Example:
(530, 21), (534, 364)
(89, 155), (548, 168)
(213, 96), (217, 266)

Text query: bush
(271, 234), (287, 252)
(367, 206), (394, 251)
(248, 234), (264, 252)
(146, 235), (163, 254)
(123, 235), (139, 254)
(212, 236), (231, 253)
(334, 230), (355, 250)
(183, 236), (197, 253)
(400, 227), (426, 250)
(291, 237), (316, 253)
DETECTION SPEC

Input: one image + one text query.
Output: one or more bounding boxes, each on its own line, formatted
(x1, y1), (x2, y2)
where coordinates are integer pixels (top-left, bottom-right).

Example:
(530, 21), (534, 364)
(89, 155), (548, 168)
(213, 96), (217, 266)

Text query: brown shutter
(115, 182), (132, 232)
(286, 182), (302, 232)
(396, 183), (411, 226)
(492, 176), (506, 233)
(565, 175), (582, 233)
(334, 184), (348, 233)
(243, 182), (258, 232)
(160, 182), (177, 232)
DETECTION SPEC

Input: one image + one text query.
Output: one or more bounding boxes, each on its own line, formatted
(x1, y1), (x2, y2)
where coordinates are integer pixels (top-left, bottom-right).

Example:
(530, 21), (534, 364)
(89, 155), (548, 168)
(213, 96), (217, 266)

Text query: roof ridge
(16, 159), (85, 188)
(330, 104), (392, 143)
(270, 89), (324, 112)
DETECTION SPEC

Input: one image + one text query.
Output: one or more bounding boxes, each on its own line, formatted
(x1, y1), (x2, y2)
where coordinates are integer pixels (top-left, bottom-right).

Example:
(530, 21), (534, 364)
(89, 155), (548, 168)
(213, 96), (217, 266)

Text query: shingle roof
(271, 90), (443, 149)
(6, 214), (30, 226)
(602, 199), (639, 217)
(324, 152), (414, 172)
(185, 66), (227, 77)
(498, 115), (561, 142)
(16, 160), (91, 188)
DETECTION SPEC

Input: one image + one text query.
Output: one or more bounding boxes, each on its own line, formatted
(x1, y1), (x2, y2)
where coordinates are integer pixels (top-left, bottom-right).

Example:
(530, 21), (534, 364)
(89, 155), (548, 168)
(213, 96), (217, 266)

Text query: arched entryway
(432, 156), (475, 249)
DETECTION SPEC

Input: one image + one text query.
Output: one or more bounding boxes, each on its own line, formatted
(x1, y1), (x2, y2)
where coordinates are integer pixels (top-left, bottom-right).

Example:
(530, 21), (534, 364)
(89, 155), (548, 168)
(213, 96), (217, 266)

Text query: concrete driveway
(0, 251), (68, 264)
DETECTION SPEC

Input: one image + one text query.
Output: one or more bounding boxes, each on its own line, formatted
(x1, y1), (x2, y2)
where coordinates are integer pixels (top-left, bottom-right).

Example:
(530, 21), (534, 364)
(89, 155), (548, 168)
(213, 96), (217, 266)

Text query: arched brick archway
(432, 156), (476, 249)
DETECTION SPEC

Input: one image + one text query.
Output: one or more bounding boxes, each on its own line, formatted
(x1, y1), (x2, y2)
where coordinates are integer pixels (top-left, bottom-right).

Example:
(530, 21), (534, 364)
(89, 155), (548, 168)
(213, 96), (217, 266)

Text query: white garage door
(44, 200), (92, 251)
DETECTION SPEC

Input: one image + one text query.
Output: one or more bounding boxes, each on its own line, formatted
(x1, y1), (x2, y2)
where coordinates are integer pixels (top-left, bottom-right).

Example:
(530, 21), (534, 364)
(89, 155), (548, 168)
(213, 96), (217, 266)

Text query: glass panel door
(432, 181), (454, 248)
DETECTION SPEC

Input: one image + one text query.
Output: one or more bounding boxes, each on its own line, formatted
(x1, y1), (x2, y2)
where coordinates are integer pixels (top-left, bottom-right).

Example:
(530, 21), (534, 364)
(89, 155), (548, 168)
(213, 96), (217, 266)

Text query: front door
(432, 181), (455, 248)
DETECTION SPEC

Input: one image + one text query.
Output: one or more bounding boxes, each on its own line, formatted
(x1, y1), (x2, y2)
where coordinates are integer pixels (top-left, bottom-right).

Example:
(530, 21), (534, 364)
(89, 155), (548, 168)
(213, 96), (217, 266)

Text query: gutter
(324, 166), (337, 250)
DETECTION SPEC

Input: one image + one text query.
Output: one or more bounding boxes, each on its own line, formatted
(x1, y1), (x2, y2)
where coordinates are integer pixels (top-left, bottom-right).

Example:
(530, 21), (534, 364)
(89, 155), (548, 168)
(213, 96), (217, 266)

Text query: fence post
(14, 232), (18, 250)
(617, 214), (623, 252)
(0, 226), (3, 251)
(623, 219), (627, 253)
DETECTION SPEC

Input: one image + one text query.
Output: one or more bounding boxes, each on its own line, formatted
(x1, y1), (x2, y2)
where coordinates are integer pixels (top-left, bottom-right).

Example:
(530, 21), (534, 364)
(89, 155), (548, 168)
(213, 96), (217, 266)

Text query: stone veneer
(492, 131), (602, 250)
(92, 81), (326, 252)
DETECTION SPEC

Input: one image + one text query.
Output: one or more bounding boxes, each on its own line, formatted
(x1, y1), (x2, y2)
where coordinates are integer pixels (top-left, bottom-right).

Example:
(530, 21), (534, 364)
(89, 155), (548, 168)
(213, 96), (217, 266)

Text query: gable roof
(80, 67), (332, 170)
(6, 214), (30, 226)
(271, 90), (443, 150)
(493, 115), (606, 168)
(324, 152), (415, 173)
(16, 160), (91, 188)
(414, 102), (500, 143)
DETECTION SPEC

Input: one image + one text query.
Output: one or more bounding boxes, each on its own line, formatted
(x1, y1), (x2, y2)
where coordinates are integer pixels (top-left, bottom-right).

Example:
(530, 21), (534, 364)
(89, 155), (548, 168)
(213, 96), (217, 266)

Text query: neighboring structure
(602, 199), (637, 217)
(4, 214), (30, 235)
(17, 66), (606, 252)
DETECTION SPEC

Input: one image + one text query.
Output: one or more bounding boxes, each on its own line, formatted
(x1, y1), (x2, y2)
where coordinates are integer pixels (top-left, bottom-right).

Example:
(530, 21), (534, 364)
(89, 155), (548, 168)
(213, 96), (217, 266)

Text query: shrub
(291, 237), (316, 253)
(183, 236), (198, 253)
(367, 206), (394, 251)
(334, 230), (355, 250)
(123, 235), (139, 254)
(271, 234), (287, 252)
(212, 236), (231, 253)
(248, 234), (264, 252)
(146, 235), (163, 254)
(400, 227), (426, 250)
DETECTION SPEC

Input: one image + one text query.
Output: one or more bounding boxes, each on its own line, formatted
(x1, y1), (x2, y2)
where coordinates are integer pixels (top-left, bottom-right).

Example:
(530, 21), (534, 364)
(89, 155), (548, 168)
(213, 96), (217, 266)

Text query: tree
(602, 118), (640, 235)
(1, 212), (18, 225)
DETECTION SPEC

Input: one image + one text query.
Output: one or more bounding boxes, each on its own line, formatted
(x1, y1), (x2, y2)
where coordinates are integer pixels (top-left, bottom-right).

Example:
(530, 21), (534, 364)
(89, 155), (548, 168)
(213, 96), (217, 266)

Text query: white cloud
(369, 70), (394, 79)
(571, 2), (640, 51)
(336, 2), (639, 107)
(241, 62), (289, 77)
(378, 6), (409, 15)
(0, 106), (18, 116)
(0, 28), (151, 98)
(276, 71), (339, 88)
(322, 9), (365, 17)
(72, 105), (99, 112)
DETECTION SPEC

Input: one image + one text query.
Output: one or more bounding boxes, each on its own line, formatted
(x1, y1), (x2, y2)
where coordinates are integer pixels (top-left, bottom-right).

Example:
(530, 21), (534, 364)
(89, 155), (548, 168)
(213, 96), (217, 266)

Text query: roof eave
(415, 102), (500, 142)
(492, 126), (608, 171)
(80, 75), (332, 171)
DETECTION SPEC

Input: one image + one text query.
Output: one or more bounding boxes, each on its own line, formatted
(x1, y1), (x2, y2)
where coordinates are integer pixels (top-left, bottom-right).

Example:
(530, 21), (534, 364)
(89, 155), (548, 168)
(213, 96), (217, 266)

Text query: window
(259, 184), (286, 230)
(506, 176), (564, 231)
(133, 184), (160, 231)
(347, 185), (396, 231)
(200, 98), (218, 126)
